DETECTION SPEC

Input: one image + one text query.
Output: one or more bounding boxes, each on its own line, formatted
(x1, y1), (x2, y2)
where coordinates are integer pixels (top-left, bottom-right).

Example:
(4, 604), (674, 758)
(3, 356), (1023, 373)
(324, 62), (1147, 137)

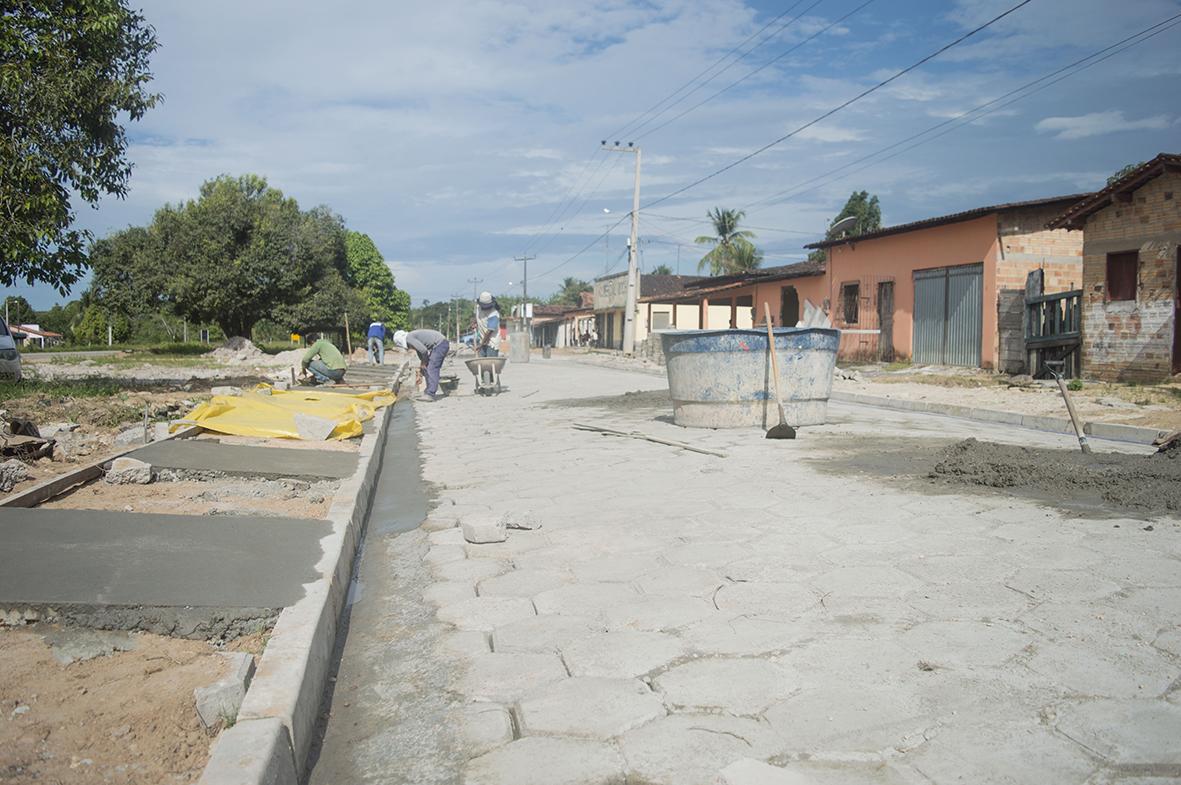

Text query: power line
(529, 154), (628, 258)
(625, 0), (827, 140)
(520, 150), (611, 256)
(532, 212), (632, 282)
(605, 0), (811, 142)
(641, 0), (1035, 212)
(636, 0), (874, 141)
(740, 11), (1181, 215)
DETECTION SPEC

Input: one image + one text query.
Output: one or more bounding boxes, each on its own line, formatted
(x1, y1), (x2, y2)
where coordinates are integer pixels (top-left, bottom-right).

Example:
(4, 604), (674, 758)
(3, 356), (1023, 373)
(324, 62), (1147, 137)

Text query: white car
(0, 319), (22, 382)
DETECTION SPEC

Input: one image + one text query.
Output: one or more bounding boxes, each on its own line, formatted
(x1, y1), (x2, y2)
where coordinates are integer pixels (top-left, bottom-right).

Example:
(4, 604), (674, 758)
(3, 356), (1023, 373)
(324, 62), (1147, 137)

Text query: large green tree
(1, 0), (160, 292)
(696, 207), (762, 275)
(809, 190), (882, 262)
(344, 231), (410, 330)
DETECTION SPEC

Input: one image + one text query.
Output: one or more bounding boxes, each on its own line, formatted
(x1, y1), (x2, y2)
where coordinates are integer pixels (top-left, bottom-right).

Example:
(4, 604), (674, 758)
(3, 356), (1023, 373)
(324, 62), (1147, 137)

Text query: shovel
(763, 303), (796, 440)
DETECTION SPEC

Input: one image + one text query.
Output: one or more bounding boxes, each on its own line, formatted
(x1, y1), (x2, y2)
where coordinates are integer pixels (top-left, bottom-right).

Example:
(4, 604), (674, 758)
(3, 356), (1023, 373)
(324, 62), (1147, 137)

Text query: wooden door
(877, 281), (895, 361)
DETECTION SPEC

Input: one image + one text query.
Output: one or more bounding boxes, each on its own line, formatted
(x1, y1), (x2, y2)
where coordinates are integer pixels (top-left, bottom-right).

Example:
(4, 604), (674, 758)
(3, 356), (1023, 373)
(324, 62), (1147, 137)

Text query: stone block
(654, 657), (792, 715)
(211, 386), (243, 396)
(437, 596), (535, 632)
(457, 702), (514, 757)
(561, 630), (685, 678)
(294, 413), (336, 441)
(619, 714), (780, 785)
(518, 677), (665, 738)
(716, 759), (813, 785)
(763, 685), (932, 756)
(463, 515), (508, 544)
(197, 716), (296, 785)
(478, 569), (568, 598)
(421, 581), (475, 607)
(105, 456), (153, 485)
(0, 459), (29, 492)
(465, 737), (625, 785)
(491, 613), (603, 654)
(456, 652), (567, 703)
(195, 651), (255, 729)
(501, 510), (543, 530)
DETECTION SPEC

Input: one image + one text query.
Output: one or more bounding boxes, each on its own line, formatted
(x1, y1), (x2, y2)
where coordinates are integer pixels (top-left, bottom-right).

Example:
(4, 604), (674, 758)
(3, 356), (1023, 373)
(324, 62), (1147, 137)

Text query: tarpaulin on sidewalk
(175, 385), (396, 440)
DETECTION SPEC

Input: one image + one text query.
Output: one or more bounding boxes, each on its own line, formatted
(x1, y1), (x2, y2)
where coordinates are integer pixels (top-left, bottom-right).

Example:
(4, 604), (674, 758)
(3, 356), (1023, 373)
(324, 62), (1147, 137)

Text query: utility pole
(467, 277), (484, 337)
(602, 141), (641, 354)
(514, 255), (535, 303)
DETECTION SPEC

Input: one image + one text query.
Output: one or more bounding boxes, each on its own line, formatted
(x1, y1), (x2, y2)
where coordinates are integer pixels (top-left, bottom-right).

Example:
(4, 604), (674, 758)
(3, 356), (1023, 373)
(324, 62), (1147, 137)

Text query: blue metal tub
(660, 328), (839, 428)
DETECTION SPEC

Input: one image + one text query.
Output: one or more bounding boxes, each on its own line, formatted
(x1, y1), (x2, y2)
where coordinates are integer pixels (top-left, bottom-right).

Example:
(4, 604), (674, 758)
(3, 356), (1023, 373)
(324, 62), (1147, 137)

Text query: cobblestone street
(313, 357), (1181, 785)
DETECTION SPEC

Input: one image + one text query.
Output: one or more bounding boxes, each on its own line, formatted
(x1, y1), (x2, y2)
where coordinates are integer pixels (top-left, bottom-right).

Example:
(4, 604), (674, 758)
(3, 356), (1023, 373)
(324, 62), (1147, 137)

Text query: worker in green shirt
(300, 337), (347, 385)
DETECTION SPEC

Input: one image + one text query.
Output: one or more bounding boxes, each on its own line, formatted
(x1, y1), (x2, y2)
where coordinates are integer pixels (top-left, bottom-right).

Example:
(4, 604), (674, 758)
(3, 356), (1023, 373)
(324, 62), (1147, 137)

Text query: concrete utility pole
(467, 277), (484, 336)
(514, 255), (535, 303)
(603, 141), (641, 355)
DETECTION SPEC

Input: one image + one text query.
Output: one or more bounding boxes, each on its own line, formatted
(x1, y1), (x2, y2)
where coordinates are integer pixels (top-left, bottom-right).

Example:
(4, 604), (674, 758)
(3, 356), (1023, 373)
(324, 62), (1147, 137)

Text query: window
(1106, 251), (1138, 302)
(841, 282), (860, 324)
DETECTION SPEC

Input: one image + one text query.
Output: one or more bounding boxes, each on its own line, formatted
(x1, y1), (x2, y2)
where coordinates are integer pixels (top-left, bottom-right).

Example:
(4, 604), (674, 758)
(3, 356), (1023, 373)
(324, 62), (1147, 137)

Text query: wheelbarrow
(465, 357), (506, 395)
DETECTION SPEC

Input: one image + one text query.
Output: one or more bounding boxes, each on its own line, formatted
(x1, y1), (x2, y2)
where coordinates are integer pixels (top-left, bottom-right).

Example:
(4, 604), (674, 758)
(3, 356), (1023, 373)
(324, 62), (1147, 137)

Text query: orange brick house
(1048, 153), (1181, 382)
(808, 195), (1084, 369)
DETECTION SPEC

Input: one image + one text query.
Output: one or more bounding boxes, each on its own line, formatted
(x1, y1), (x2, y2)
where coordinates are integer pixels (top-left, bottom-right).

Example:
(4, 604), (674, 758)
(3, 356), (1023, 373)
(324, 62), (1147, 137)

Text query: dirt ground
(836, 366), (1181, 432)
(40, 476), (338, 518)
(0, 627), (241, 784)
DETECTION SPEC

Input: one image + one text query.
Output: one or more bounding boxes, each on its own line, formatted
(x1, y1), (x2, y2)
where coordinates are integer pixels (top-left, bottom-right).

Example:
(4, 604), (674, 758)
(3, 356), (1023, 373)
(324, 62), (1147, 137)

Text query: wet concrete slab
(0, 508), (324, 608)
(128, 440), (358, 479)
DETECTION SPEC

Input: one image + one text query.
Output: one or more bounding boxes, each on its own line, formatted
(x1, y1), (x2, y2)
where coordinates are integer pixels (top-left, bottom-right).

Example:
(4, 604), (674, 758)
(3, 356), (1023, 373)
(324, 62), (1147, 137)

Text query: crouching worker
(393, 329), (449, 402)
(300, 336), (347, 385)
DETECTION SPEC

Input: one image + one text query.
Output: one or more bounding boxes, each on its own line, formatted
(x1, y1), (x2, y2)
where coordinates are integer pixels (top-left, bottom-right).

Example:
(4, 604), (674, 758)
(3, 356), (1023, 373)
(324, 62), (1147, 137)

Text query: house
(807, 194), (1085, 368)
(592, 273), (704, 349)
(1047, 153), (1181, 382)
(529, 303), (596, 348)
(10, 323), (64, 349)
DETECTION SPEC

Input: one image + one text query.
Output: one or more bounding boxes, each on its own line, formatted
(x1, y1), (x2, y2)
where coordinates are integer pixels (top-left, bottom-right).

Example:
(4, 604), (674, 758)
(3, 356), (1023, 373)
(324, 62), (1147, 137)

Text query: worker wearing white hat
(393, 328), (449, 401)
(475, 291), (500, 358)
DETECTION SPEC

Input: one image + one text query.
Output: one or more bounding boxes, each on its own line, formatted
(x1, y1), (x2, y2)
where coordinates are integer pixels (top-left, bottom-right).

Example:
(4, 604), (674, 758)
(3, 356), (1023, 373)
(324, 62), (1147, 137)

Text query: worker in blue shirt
(366, 319), (386, 365)
(475, 292), (500, 357)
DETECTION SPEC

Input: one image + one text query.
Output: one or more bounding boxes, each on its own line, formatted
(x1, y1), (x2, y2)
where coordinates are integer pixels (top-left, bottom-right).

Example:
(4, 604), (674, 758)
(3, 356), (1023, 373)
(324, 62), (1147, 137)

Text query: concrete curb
(199, 402), (395, 785)
(830, 390), (1168, 446)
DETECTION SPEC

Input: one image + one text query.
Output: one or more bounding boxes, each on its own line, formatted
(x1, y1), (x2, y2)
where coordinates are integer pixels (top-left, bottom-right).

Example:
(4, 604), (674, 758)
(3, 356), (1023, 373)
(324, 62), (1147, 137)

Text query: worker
(393, 328), (450, 401)
(366, 319), (386, 365)
(475, 291), (500, 357)
(300, 335), (347, 385)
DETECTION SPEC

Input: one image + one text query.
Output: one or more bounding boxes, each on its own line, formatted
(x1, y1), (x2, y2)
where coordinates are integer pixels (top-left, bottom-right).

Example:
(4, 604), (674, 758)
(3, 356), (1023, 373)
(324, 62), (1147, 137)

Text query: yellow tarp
(175, 385), (396, 440)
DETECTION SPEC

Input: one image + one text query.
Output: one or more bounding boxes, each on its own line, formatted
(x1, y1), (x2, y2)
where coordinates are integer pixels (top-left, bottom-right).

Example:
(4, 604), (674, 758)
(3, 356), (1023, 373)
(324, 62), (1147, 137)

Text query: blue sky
(12, 0), (1181, 310)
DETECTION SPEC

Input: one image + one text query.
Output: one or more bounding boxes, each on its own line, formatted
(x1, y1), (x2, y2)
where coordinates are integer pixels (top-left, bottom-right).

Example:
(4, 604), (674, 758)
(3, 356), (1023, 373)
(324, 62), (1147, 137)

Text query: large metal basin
(660, 328), (839, 428)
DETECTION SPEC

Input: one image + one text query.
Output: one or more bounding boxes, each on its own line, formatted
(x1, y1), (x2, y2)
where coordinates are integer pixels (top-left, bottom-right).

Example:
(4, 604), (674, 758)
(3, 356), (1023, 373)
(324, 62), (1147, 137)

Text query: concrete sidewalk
(311, 358), (1181, 785)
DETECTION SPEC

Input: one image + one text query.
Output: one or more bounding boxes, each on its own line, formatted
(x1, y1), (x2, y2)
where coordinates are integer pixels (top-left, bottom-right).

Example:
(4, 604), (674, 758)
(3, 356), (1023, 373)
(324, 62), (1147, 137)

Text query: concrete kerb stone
(829, 390), (1164, 445)
(197, 717), (297, 785)
(202, 401), (395, 785)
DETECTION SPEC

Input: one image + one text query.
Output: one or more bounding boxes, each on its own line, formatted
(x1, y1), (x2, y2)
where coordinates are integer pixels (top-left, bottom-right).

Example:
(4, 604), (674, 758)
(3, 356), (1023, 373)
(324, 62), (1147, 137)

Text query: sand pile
(210, 337), (265, 363)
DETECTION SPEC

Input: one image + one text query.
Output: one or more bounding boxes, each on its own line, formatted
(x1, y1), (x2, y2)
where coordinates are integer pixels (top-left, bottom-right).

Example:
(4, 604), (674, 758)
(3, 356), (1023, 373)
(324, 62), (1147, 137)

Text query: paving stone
(680, 616), (808, 656)
(427, 527), (467, 546)
(1057, 700), (1181, 765)
(478, 569), (570, 598)
(433, 557), (511, 583)
(1019, 601), (1157, 644)
(491, 614), (604, 654)
(763, 685), (932, 755)
(603, 595), (716, 631)
(572, 555), (664, 583)
(1004, 568), (1123, 603)
(713, 582), (818, 618)
(1024, 639), (1177, 698)
(654, 657), (792, 715)
(718, 759), (920, 785)
(422, 581), (476, 607)
(635, 566), (724, 598)
(561, 630), (686, 678)
(894, 554), (1014, 585)
(664, 541), (752, 568)
(904, 582), (1030, 621)
(618, 713), (780, 785)
(457, 702), (514, 758)
(424, 545), (468, 566)
(436, 630), (490, 658)
(456, 652), (568, 704)
(898, 620), (1030, 670)
(788, 634), (920, 689)
(907, 719), (1095, 785)
(716, 759), (810, 785)
(518, 677), (665, 738)
(463, 515), (508, 544)
(810, 566), (924, 599)
(533, 583), (639, 617)
(464, 736), (625, 785)
(1154, 628), (1181, 659)
(436, 596), (536, 632)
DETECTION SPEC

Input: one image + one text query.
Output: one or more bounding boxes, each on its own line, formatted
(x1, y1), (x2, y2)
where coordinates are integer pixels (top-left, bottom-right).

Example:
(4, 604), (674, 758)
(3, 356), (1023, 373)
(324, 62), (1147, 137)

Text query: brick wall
(1080, 172), (1180, 382)
(994, 203), (1084, 374)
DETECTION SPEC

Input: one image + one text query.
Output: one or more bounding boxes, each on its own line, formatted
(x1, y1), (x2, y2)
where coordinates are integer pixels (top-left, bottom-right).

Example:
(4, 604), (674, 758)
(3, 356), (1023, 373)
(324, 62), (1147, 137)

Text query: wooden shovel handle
(763, 302), (786, 409)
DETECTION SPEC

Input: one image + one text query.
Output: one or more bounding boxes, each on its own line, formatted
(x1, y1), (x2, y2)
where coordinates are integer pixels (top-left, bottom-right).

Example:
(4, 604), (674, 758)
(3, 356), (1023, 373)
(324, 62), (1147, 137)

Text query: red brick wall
(1081, 172), (1180, 382)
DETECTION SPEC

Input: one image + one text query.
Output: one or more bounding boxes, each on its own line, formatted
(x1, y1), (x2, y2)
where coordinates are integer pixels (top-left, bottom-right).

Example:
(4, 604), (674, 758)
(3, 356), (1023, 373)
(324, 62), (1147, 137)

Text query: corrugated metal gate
(913, 263), (983, 367)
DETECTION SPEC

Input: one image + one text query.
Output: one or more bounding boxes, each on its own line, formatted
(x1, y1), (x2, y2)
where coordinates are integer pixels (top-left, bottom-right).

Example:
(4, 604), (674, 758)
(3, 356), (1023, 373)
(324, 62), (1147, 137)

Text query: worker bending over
(475, 291), (500, 357)
(394, 329), (449, 402)
(300, 336), (347, 385)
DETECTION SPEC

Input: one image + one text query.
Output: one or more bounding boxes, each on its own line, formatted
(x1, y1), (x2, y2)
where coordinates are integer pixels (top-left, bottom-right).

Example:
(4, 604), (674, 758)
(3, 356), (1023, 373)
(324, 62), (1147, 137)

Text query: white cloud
(1035, 111), (1171, 140)
(796, 125), (864, 143)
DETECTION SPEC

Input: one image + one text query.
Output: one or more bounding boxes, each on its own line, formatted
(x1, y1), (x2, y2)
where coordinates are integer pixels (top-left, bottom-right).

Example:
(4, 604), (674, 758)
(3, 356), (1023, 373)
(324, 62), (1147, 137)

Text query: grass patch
(142, 343), (213, 356)
(0, 378), (124, 402)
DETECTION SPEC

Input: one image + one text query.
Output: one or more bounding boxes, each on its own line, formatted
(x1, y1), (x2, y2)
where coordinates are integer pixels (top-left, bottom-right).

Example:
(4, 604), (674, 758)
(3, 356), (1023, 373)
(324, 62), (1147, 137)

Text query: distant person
(393, 328), (450, 402)
(475, 291), (500, 357)
(366, 319), (386, 365)
(300, 336), (347, 385)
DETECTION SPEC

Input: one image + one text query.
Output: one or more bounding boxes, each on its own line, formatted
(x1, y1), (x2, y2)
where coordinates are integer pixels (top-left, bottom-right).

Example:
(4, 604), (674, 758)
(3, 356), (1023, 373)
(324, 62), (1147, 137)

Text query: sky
(11, 0), (1181, 310)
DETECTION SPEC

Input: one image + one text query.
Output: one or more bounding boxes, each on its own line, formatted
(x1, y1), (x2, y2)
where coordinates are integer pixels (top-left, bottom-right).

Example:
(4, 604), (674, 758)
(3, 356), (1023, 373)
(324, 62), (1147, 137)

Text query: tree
(2, 295), (35, 325)
(808, 190), (882, 262)
(696, 207), (762, 275)
(650, 264), (673, 275)
(1107, 161), (1146, 186)
(37, 300), (85, 336)
(1, 1), (160, 293)
(344, 231), (410, 330)
(549, 277), (591, 306)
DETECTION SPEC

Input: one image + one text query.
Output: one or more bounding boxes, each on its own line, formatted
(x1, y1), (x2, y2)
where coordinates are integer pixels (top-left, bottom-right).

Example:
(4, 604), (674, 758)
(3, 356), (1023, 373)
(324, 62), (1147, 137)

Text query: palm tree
(695, 207), (762, 275)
